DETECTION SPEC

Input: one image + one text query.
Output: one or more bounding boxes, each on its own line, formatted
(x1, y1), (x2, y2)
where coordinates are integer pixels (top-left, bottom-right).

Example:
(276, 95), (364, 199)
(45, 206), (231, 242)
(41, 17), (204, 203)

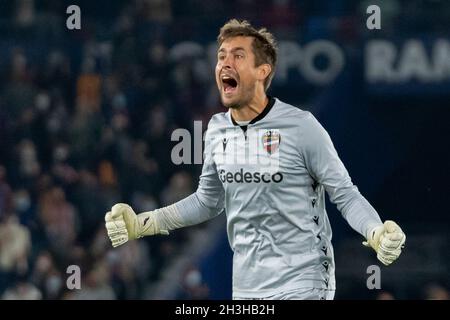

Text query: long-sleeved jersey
(164, 97), (382, 298)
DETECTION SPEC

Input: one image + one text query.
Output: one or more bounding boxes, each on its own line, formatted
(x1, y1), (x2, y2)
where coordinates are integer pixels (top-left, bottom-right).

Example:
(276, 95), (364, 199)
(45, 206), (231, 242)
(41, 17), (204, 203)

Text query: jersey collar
(229, 96), (276, 127)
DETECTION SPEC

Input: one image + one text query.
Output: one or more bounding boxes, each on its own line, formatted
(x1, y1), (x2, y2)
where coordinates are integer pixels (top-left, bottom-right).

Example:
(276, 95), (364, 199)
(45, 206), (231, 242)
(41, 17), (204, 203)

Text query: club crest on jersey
(262, 130), (280, 155)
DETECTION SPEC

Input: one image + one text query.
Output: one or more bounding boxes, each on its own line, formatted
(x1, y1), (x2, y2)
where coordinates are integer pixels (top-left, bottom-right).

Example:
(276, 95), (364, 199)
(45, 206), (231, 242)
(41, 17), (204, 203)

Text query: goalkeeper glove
(105, 203), (168, 248)
(363, 220), (406, 266)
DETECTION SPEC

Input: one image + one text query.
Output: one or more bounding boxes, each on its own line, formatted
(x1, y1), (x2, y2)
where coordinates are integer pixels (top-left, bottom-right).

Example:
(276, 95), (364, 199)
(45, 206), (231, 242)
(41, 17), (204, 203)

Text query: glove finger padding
(105, 211), (113, 222)
(112, 203), (141, 240)
(384, 231), (404, 241)
(364, 220), (406, 266)
(384, 221), (406, 244)
(106, 222), (129, 247)
(107, 228), (127, 238)
(378, 246), (402, 258)
(377, 245), (402, 265)
(377, 254), (397, 266)
(105, 203), (169, 248)
(380, 222), (406, 250)
(105, 218), (127, 231)
(377, 221), (406, 265)
(111, 235), (128, 248)
(105, 204), (136, 247)
(384, 220), (401, 233)
(379, 235), (404, 250)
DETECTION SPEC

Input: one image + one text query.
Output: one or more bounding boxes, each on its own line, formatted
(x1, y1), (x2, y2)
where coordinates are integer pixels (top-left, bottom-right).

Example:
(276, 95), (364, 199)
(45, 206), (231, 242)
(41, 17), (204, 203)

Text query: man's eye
(218, 55), (225, 60)
(235, 54), (243, 59)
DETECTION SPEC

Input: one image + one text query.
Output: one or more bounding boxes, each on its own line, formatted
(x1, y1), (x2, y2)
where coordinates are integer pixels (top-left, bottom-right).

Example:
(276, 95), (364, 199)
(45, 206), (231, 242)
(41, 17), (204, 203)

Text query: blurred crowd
(0, 0), (217, 299)
(0, 0), (449, 300)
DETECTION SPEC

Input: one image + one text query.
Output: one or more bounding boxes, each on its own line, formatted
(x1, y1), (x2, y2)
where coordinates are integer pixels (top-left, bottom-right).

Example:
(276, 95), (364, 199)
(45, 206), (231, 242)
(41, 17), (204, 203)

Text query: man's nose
(222, 55), (233, 68)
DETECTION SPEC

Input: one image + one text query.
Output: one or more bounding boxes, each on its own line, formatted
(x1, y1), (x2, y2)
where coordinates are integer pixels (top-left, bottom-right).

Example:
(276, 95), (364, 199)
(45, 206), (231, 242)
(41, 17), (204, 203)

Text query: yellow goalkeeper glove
(105, 203), (168, 248)
(363, 220), (406, 266)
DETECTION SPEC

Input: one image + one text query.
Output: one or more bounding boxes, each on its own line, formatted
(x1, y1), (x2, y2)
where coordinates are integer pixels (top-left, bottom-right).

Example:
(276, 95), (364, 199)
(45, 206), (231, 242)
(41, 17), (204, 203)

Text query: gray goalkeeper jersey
(173, 97), (382, 298)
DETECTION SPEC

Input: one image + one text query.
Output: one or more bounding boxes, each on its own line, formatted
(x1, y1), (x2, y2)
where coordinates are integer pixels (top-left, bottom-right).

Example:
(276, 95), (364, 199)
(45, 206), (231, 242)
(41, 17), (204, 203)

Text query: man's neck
(231, 94), (268, 122)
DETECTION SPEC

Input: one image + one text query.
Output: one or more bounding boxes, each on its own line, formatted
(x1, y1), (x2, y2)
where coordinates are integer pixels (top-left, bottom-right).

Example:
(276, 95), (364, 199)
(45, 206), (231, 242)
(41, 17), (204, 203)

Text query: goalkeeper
(105, 19), (406, 300)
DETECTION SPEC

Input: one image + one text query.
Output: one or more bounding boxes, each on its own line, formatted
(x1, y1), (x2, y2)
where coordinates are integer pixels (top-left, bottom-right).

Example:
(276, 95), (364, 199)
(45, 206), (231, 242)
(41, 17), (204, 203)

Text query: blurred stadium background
(0, 0), (449, 300)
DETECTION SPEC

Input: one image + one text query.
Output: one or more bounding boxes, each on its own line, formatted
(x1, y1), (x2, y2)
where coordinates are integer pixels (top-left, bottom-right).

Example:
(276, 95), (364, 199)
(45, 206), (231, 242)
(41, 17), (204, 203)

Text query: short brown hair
(217, 19), (278, 91)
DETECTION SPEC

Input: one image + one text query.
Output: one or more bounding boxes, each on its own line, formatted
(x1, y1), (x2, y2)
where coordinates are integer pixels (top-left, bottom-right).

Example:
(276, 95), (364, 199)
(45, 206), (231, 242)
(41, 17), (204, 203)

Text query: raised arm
(105, 122), (225, 247)
(298, 113), (405, 265)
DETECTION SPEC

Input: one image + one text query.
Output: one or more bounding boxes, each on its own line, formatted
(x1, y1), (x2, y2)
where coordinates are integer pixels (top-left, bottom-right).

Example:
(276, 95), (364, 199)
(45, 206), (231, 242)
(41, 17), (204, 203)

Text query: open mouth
(221, 75), (238, 94)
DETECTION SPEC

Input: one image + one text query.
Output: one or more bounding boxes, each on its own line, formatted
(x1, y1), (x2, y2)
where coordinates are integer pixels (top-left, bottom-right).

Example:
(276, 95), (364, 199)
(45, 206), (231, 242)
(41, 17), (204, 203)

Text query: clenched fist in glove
(105, 203), (168, 247)
(363, 220), (406, 266)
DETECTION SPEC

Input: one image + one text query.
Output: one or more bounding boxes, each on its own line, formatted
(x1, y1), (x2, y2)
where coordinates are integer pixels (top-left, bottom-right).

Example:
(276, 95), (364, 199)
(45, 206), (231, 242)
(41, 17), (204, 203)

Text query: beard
(220, 82), (255, 109)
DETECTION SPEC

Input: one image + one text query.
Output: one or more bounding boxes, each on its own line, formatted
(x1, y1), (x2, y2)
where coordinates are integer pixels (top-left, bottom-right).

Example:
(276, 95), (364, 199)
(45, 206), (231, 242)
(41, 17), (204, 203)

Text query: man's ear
(257, 64), (272, 82)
